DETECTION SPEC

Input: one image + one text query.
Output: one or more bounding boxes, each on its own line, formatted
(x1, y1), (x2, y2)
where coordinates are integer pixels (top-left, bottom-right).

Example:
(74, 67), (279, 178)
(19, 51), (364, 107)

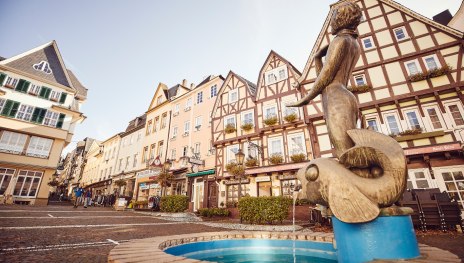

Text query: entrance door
(193, 178), (204, 211)
(208, 182), (218, 208)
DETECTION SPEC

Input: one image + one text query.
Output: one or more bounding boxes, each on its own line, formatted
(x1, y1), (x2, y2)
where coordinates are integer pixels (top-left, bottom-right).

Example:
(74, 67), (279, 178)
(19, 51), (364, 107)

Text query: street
(0, 205), (225, 263)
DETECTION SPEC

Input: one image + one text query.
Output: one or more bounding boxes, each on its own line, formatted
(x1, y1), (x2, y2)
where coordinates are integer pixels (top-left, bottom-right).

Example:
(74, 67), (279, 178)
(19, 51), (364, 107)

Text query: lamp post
(235, 148), (245, 199)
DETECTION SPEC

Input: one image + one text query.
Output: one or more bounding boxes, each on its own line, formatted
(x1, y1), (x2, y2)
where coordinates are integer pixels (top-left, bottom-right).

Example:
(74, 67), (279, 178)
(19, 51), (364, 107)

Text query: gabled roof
(255, 50), (301, 100)
(147, 83), (169, 111)
(124, 114), (146, 133)
(167, 84), (190, 100)
(233, 72), (257, 97)
(299, 0), (464, 83)
(67, 69), (88, 100)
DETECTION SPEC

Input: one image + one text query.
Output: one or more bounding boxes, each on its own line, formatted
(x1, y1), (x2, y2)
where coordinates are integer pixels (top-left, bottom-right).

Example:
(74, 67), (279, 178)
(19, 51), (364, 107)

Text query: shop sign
(278, 174), (297, 180)
(207, 174), (215, 179)
(403, 143), (461, 156)
(150, 183), (160, 189)
(137, 169), (160, 179)
(224, 179), (250, 185)
(139, 183), (149, 190)
(189, 158), (204, 166)
(255, 176), (270, 182)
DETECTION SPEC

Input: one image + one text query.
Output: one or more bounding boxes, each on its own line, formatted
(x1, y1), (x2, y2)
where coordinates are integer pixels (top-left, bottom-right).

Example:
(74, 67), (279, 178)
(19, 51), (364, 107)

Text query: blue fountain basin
(165, 239), (337, 263)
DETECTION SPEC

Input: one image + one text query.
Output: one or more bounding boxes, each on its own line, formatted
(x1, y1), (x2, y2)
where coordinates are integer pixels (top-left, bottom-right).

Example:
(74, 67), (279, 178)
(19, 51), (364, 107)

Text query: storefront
(85, 178), (112, 196)
(134, 168), (161, 202)
(186, 169), (215, 211)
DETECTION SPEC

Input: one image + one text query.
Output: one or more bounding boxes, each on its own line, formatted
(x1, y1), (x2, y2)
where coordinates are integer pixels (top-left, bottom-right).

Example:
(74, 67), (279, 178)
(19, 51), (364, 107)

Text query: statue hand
(286, 100), (308, 108)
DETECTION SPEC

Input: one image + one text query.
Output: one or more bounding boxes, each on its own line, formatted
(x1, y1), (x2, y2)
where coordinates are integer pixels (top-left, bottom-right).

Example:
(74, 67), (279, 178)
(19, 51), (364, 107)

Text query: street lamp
(235, 148), (245, 199)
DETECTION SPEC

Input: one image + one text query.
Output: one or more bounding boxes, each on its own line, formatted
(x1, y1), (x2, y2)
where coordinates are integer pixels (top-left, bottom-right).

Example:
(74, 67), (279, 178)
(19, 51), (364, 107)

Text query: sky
(0, 0), (461, 155)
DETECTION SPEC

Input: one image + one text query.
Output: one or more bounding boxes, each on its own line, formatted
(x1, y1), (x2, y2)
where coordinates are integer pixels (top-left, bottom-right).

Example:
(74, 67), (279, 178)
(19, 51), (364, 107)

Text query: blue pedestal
(332, 215), (420, 263)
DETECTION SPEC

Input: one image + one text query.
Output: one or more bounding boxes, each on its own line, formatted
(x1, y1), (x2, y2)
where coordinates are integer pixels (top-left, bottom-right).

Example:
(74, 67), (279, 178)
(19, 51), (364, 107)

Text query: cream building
(0, 41), (87, 205)
(81, 140), (104, 192)
(167, 75), (224, 211)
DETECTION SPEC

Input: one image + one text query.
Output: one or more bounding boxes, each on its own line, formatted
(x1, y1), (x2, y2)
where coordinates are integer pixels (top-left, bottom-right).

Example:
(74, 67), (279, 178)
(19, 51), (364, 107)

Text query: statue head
(330, 1), (363, 35)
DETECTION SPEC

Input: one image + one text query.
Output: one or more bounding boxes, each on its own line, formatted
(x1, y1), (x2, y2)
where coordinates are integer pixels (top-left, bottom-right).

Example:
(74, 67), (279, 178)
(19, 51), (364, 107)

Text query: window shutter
(56, 113), (65, 128)
(15, 79), (26, 92)
(31, 108), (46, 124)
(9, 101), (20, 117)
(39, 87), (47, 98)
(59, 93), (67, 104)
(0, 73), (6, 86)
(44, 88), (51, 99)
(1, 100), (13, 116)
(31, 108), (41, 122)
(37, 109), (46, 123)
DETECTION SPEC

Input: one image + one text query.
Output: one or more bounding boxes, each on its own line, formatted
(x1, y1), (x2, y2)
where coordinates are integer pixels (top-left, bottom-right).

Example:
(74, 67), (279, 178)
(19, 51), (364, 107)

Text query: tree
(155, 171), (173, 196)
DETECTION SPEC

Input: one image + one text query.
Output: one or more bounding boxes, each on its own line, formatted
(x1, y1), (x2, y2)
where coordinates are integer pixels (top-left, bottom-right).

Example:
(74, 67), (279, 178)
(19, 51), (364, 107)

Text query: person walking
(84, 189), (92, 208)
(73, 186), (84, 208)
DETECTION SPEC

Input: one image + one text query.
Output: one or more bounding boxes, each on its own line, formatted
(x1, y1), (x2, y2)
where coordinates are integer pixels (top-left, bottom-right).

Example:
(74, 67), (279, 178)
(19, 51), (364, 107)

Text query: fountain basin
(165, 239), (337, 262)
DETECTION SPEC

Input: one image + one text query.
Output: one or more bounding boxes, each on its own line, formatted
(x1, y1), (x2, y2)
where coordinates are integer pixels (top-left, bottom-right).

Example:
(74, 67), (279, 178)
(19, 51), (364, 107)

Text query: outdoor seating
(399, 190), (424, 230)
(414, 189), (443, 231)
(434, 192), (463, 231)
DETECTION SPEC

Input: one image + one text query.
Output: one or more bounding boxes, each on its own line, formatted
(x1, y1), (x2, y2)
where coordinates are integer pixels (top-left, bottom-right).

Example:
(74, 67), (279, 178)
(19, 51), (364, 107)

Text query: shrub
(241, 123), (254, 131)
(269, 154), (283, 165)
(399, 128), (422, 136)
(198, 208), (230, 218)
(284, 113), (298, 123)
(225, 123), (236, 134)
(348, 84), (371, 93)
(245, 158), (258, 167)
(226, 201), (238, 208)
(290, 153), (306, 163)
(263, 116), (278, 126)
(238, 196), (292, 224)
(160, 195), (189, 212)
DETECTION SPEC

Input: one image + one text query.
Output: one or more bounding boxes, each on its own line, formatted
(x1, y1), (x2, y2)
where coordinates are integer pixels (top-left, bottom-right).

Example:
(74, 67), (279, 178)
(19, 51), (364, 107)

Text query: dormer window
(33, 61), (52, 74)
(265, 65), (288, 85)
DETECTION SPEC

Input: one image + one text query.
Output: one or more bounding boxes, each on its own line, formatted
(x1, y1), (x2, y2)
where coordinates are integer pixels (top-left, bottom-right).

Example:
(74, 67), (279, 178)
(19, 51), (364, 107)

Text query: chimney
(433, 10), (452, 26)
(182, 79), (188, 87)
(190, 83), (196, 89)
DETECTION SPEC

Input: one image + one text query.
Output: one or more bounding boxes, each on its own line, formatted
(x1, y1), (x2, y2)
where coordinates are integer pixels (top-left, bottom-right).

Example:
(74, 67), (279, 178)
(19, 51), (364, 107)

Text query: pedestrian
(84, 189), (92, 208)
(73, 187), (84, 208)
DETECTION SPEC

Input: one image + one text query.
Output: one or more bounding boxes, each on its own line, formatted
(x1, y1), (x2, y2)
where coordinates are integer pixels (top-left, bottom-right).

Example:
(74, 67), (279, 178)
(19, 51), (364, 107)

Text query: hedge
(197, 208), (230, 217)
(238, 196), (292, 224)
(160, 195), (189, 212)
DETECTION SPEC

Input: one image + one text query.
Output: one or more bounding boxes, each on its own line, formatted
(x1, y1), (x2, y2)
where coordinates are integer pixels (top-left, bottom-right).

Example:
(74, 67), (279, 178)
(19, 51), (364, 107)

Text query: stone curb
(107, 231), (460, 263)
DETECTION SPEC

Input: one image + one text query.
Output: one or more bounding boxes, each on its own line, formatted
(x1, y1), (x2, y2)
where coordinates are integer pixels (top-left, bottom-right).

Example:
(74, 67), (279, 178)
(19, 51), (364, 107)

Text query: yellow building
(0, 41), (87, 205)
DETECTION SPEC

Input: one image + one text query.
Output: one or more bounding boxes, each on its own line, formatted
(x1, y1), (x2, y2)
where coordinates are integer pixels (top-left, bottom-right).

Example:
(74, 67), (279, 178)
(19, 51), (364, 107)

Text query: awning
(186, 169), (215, 178)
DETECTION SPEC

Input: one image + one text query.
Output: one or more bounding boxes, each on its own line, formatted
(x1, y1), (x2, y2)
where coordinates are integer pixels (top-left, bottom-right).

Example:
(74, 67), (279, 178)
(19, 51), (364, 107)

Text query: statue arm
(315, 44), (329, 75)
(287, 39), (346, 107)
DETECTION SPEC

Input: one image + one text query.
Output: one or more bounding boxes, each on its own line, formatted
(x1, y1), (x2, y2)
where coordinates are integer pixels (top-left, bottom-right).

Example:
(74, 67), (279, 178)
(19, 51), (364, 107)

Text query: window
(118, 159), (123, 170)
(424, 56), (439, 71)
(194, 142), (200, 155)
(33, 61), (52, 74)
(265, 66), (288, 85)
(367, 119), (379, 132)
(156, 95), (163, 105)
(161, 113), (167, 129)
(14, 79), (30, 93)
(38, 87), (52, 99)
(267, 72), (277, 85)
(386, 115), (400, 134)
(173, 104), (180, 115)
(142, 146), (148, 162)
(197, 91), (203, 104)
(281, 179), (301, 197)
(49, 90), (61, 101)
(125, 156), (130, 170)
(354, 75), (366, 86)
(448, 104), (464, 126)
(26, 136), (53, 158)
(28, 84), (41, 96)
(146, 120), (152, 135)
(172, 126), (178, 138)
(0, 131), (27, 154)
(43, 111), (60, 127)
(229, 90), (238, 103)
(279, 69), (286, 80)
(158, 141), (164, 159)
(1, 100), (20, 118)
(0, 168), (15, 195)
(170, 149), (176, 160)
(268, 137), (283, 156)
(407, 170), (433, 189)
(182, 146), (188, 157)
(31, 108), (47, 124)
(184, 121), (190, 135)
(224, 116), (236, 128)
(210, 85), (217, 98)
(227, 184), (250, 204)
(394, 27), (407, 41)
(264, 105), (277, 118)
(426, 108), (443, 129)
(226, 145), (239, 164)
(242, 111), (254, 125)
(154, 117), (159, 132)
(133, 154), (138, 168)
(0, 99), (5, 113)
(149, 144), (156, 160)
(362, 37), (374, 49)
(282, 100), (298, 117)
(195, 116), (202, 129)
(4, 76), (18, 88)
(439, 170), (464, 209)
(405, 111), (421, 129)
(405, 61), (420, 75)
(16, 104), (34, 122)
(288, 133), (306, 155)
(185, 98), (192, 110)
(245, 141), (258, 160)
(13, 170), (43, 197)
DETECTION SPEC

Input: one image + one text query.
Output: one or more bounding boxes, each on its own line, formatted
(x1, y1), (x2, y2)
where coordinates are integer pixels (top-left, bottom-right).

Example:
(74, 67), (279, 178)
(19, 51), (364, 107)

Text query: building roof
(234, 72), (257, 96)
(67, 69), (88, 100)
(196, 75), (226, 88)
(124, 114), (146, 134)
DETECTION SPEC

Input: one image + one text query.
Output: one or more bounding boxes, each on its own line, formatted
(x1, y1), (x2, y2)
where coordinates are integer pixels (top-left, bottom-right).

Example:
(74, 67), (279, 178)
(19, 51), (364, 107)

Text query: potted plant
(241, 122), (254, 131)
(245, 158), (258, 167)
(225, 123), (236, 134)
(284, 113), (298, 123)
(263, 116), (278, 126)
(398, 128), (422, 136)
(290, 153), (306, 163)
(269, 154), (283, 165)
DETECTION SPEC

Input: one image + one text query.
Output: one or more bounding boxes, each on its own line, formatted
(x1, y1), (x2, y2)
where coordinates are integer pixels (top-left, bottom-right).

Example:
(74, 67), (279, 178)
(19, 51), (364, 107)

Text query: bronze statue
(289, 2), (407, 223)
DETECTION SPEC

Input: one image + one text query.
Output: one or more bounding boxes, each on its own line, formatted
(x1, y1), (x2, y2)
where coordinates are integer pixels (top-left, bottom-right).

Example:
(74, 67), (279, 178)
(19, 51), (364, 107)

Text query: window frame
(403, 108), (423, 130)
(184, 120), (191, 135)
(12, 170), (43, 198)
(197, 91), (203, 104)
(229, 90), (238, 104)
(26, 136), (53, 158)
(241, 110), (254, 125)
(444, 101), (464, 127)
(404, 59), (422, 76)
(0, 131), (27, 155)
(423, 105), (444, 131)
(287, 133), (306, 156)
(361, 36), (375, 50)
(422, 54), (441, 71)
(226, 144), (239, 165)
(393, 26), (408, 41)
(263, 104), (278, 119)
(383, 112), (402, 135)
(268, 136), (284, 157)
(354, 74), (367, 86)
(224, 115), (236, 128)
(210, 85), (217, 98)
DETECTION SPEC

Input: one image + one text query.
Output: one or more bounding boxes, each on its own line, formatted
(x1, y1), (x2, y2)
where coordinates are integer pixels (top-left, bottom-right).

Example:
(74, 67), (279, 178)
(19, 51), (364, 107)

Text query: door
(434, 166), (464, 210)
(208, 182), (219, 208)
(193, 178), (204, 211)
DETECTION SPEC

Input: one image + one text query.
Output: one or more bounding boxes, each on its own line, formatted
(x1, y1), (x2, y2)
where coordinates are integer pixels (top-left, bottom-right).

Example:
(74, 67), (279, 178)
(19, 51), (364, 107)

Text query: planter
(269, 154), (283, 165)
(241, 123), (254, 131)
(225, 124), (236, 134)
(284, 113), (298, 123)
(263, 116), (278, 126)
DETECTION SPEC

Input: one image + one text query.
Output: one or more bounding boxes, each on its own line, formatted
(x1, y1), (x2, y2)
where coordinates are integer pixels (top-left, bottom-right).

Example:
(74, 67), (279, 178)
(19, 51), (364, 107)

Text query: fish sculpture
(288, 1), (407, 223)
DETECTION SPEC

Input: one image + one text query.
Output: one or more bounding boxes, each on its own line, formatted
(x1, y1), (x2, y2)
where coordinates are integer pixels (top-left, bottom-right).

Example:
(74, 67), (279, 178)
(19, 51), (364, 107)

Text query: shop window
(440, 170), (464, 209)
(281, 179), (300, 197)
(0, 168), (15, 195)
(226, 184), (250, 205)
(13, 170), (42, 197)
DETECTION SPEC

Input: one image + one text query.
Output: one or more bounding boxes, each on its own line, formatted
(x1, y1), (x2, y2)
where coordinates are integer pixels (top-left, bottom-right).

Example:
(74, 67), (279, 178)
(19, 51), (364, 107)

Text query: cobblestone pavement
(0, 205), (226, 263)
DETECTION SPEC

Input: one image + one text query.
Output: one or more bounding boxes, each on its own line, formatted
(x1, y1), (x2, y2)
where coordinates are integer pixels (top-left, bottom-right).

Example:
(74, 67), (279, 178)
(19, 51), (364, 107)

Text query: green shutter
(44, 88), (51, 99)
(59, 93), (67, 104)
(0, 73), (6, 86)
(56, 113), (66, 128)
(31, 107), (46, 124)
(37, 109), (46, 124)
(9, 102), (20, 117)
(15, 79), (26, 92)
(1, 100), (13, 116)
(39, 87), (47, 98)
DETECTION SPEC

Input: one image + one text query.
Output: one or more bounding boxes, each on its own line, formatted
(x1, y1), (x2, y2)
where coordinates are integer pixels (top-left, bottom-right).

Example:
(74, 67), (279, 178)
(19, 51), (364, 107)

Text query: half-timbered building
(298, 0), (464, 210)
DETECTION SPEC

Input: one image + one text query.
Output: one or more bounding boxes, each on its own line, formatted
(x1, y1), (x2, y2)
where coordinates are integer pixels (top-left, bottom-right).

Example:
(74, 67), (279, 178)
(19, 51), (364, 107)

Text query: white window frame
(268, 137), (284, 157)
(0, 99), (5, 113)
(444, 101), (464, 128)
(434, 166), (464, 210)
(362, 36), (375, 50)
(210, 85), (217, 98)
(354, 74), (367, 86)
(422, 54), (441, 71)
(229, 90), (238, 103)
(407, 168), (435, 190)
(287, 133), (306, 156)
(393, 26), (408, 41)
(264, 65), (288, 86)
(170, 149), (176, 160)
(13, 170), (43, 198)
(4, 76), (18, 88)
(194, 142), (201, 155)
(403, 108), (423, 130)
(224, 115), (236, 128)
(0, 131), (27, 155)
(184, 121), (190, 135)
(197, 91), (203, 104)
(423, 105), (445, 131)
(404, 59), (422, 76)
(383, 112), (402, 135)
(0, 168), (15, 195)
(16, 104), (34, 122)
(226, 144), (239, 164)
(173, 104), (180, 116)
(195, 116), (202, 129)
(28, 84), (41, 95)
(185, 98), (192, 111)
(172, 126), (178, 139)
(43, 111), (60, 127)
(241, 110), (254, 125)
(50, 90), (61, 101)
(365, 114), (381, 133)
(282, 99), (298, 117)
(263, 104), (278, 119)
(244, 140), (259, 160)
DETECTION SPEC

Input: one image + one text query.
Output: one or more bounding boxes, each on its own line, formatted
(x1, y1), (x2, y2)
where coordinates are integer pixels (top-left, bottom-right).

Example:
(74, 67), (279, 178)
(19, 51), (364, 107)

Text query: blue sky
(0, 0), (461, 154)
